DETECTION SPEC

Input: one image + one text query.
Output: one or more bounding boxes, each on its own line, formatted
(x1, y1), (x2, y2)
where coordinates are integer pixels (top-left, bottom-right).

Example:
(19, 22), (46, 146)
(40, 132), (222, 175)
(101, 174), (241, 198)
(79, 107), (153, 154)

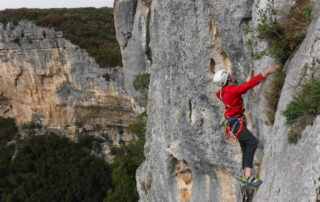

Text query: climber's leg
(239, 141), (247, 176)
(238, 127), (258, 173)
(238, 127), (261, 187)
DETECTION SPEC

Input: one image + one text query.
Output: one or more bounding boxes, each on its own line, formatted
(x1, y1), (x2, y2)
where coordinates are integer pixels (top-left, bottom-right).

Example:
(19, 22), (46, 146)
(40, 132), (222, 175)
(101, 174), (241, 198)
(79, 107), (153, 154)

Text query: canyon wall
(114, 0), (151, 106)
(0, 21), (137, 161)
(114, 0), (320, 201)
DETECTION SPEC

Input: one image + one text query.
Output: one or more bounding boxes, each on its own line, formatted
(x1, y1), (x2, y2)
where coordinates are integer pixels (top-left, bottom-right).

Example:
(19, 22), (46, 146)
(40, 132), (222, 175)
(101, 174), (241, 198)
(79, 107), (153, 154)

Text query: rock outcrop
(0, 21), (137, 161)
(114, 0), (320, 201)
(114, 0), (151, 106)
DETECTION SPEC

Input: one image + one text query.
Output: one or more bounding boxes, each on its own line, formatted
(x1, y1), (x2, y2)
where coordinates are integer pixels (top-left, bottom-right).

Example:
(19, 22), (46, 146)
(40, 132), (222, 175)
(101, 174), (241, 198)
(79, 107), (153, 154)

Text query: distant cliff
(0, 21), (137, 161)
(114, 0), (320, 201)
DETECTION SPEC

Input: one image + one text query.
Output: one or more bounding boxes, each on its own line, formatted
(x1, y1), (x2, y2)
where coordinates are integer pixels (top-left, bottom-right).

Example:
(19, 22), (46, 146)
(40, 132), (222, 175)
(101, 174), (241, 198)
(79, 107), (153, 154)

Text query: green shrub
(133, 73), (150, 104)
(252, 50), (267, 60)
(110, 146), (123, 155)
(288, 131), (301, 143)
(0, 8), (122, 68)
(78, 134), (104, 152)
(302, 0), (313, 19)
(255, 0), (281, 39)
(0, 117), (18, 144)
(13, 37), (20, 45)
(282, 81), (320, 143)
(21, 122), (41, 131)
(264, 69), (286, 125)
(127, 112), (147, 140)
(133, 73), (150, 92)
(141, 177), (152, 195)
(248, 0), (312, 62)
(105, 112), (147, 202)
(103, 73), (111, 81)
(42, 30), (46, 38)
(282, 82), (320, 122)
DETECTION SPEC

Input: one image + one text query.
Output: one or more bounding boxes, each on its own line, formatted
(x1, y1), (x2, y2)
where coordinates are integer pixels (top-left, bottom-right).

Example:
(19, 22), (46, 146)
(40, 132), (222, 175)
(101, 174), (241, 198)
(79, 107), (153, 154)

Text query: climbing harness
(223, 116), (244, 144)
(218, 88), (245, 144)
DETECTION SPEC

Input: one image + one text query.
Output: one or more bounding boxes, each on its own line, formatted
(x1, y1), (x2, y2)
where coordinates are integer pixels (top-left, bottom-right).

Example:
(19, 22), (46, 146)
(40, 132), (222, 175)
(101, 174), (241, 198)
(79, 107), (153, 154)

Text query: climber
(213, 64), (280, 187)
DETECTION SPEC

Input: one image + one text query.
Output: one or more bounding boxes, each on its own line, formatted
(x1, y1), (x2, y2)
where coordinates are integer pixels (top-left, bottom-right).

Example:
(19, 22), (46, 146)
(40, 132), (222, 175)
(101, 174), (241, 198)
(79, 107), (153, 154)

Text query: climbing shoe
(239, 176), (248, 184)
(247, 176), (262, 187)
(239, 176), (262, 187)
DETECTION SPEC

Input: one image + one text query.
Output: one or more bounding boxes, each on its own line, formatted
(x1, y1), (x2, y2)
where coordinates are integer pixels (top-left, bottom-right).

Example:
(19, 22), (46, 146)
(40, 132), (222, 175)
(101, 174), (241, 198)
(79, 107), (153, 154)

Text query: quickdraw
(223, 117), (244, 144)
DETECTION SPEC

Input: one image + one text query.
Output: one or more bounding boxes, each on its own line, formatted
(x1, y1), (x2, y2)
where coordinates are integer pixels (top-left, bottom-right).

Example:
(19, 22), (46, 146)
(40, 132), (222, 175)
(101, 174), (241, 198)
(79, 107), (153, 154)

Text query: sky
(0, 0), (114, 10)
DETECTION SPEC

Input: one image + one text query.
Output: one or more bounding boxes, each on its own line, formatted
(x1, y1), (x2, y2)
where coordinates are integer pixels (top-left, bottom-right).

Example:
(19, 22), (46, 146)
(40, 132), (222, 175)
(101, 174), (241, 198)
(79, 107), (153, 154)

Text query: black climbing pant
(229, 118), (259, 169)
(237, 126), (259, 169)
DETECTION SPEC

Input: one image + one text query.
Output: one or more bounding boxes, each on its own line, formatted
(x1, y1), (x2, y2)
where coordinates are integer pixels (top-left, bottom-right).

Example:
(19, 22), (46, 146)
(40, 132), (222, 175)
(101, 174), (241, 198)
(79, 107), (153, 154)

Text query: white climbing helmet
(213, 69), (229, 87)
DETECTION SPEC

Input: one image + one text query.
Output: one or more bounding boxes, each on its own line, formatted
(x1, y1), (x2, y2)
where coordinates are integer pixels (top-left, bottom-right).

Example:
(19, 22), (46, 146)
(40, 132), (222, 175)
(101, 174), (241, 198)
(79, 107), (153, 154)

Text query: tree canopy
(0, 118), (112, 202)
(0, 7), (122, 68)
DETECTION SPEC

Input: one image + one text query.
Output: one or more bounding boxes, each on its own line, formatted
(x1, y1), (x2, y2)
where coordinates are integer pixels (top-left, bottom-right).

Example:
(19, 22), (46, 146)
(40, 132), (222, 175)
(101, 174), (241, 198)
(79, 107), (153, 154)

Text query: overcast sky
(0, 0), (114, 10)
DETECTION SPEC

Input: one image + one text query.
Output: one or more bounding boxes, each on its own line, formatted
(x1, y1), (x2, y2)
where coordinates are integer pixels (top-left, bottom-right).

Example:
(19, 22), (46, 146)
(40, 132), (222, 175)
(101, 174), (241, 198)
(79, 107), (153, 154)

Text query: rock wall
(114, 0), (151, 106)
(115, 0), (320, 201)
(255, 1), (320, 200)
(0, 21), (137, 161)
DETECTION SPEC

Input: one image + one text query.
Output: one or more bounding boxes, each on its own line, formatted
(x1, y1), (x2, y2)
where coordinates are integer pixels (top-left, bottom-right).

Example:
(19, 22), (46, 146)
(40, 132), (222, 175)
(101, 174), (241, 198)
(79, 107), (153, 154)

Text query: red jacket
(215, 74), (264, 117)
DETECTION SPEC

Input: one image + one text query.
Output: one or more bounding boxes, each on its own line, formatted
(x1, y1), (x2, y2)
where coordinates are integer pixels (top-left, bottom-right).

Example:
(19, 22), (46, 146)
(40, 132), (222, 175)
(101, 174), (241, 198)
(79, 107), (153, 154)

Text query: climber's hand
(262, 64), (280, 77)
(246, 67), (254, 81)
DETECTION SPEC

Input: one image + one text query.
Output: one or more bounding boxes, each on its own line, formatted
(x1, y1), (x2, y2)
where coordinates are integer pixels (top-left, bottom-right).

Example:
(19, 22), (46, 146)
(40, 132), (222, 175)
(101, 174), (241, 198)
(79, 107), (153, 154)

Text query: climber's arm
(230, 74), (264, 95)
(232, 64), (280, 95)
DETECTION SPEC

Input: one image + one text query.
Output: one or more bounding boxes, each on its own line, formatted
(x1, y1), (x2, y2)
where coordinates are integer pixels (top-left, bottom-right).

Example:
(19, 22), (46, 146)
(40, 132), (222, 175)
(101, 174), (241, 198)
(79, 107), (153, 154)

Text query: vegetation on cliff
(105, 73), (150, 201)
(247, 0), (313, 125)
(0, 7), (122, 68)
(105, 112), (147, 202)
(282, 81), (320, 143)
(0, 117), (112, 202)
(247, 0), (313, 62)
(133, 73), (150, 103)
(0, 114), (147, 202)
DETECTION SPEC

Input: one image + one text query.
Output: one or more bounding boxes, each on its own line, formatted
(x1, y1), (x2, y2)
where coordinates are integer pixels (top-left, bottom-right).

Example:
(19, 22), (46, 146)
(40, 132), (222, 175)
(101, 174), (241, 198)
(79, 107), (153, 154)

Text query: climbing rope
(241, 184), (254, 202)
(223, 116), (244, 144)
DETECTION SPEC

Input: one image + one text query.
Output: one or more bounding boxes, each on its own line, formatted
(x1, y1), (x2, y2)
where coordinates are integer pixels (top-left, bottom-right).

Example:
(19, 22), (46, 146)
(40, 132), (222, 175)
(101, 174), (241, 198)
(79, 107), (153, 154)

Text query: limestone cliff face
(0, 21), (137, 160)
(114, 0), (151, 106)
(115, 0), (320, 201)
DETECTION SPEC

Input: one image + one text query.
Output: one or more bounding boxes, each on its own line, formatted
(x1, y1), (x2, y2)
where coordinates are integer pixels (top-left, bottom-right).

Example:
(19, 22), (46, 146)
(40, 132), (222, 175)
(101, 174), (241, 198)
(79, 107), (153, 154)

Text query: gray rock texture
(115, 0), (320, 201)
(0, 21), (137, 162)
(136, 0), (250, 201)
(255, 1), (320, 201)
(114, 0), (151, 107)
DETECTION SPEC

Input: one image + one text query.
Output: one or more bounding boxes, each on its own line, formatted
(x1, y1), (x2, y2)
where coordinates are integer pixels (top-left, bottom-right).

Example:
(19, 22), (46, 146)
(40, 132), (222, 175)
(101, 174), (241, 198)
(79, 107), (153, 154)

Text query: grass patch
(282, 81), (320, 143)
(141, 177), (152, 195)
(264, 69), (286, 125)
(247, 0), (313, 62)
